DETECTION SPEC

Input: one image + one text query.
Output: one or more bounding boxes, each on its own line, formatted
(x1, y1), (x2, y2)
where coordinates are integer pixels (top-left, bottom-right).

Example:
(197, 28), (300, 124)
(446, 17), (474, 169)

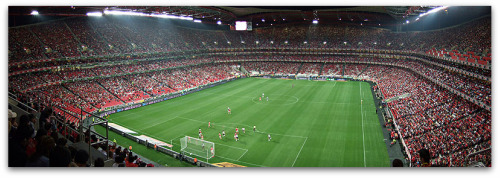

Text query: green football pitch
(99, 77), (390, 167)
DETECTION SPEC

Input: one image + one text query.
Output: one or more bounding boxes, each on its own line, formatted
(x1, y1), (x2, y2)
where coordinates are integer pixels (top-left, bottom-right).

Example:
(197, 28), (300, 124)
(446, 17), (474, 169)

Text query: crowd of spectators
(298, 63), (322, 76)
(343, 64), (367, 77)
(243, 61), (301, 75)
(64, 81), (124, 109)
(29, 22), (77, 59)
(361, 65), (490, 167)
(9, 16), (490, 63)
(9, 109), (83, 167)
(321, 63), (342, 76)
(8, 57), (491, 167)
(8, 15), (491, 167)
(8, 106), (157, 167)
(405, 60), (491, 105)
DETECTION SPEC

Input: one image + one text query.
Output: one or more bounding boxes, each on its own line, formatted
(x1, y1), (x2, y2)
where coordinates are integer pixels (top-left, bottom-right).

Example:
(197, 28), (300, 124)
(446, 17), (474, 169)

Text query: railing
(8, 95), (38, 114)
(465, 147), (491, 167)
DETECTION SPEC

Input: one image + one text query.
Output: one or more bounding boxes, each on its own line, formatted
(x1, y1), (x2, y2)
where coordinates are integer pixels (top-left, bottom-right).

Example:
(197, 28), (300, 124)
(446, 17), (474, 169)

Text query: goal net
(180, 136), (215, 160)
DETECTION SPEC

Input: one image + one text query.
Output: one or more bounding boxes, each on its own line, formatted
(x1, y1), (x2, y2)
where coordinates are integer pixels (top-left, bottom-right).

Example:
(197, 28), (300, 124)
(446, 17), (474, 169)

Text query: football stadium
(7, 5), (492, 168)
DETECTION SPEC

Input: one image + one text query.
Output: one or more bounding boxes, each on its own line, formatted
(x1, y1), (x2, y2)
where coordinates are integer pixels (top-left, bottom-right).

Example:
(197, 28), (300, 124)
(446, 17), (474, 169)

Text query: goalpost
(180, 136), (215, 162)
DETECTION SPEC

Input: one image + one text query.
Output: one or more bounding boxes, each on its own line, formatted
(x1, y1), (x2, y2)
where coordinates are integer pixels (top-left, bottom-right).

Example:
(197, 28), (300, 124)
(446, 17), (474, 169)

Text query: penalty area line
(237, 149), (249, 161)
(214, 155), (265, 167)
(291, 137), (308, 167)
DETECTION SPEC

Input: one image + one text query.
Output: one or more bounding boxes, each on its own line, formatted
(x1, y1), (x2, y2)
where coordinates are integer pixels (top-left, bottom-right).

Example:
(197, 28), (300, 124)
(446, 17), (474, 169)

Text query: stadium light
(406, 20), (410, 24)
(427, 6), (449, 14)
(419, 6), (449, 17)
(217, 21), (222, 25)
(193, 19), (202, 23)
(150, 13), (177, 19)
(270, 41), (274, 44)
(103, 10), (147, 16)
(323, 41), (327, 45)
(312, 20), (318, 24)
(179, 16), (194, 20)
(304, 41), (307, 44)
(31, 10), (39, 15)
(86, 12), (103, 17)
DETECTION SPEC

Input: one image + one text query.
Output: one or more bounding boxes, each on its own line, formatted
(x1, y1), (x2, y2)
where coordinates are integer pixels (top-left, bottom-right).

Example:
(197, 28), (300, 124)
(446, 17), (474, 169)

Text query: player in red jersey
(208, 122), (211, 128)
(235, 127), (239, 134)
(227, 107), (231, 114)
(219, 132), (222, 139)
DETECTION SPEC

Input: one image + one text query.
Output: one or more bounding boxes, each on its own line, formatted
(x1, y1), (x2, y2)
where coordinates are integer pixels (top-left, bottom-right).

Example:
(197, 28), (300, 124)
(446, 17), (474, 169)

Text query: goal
(180, 136), (215, 161)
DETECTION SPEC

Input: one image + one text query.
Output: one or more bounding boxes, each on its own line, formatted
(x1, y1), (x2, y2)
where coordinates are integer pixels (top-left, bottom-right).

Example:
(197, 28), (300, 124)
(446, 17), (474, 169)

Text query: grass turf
(100, 77), (389, 167)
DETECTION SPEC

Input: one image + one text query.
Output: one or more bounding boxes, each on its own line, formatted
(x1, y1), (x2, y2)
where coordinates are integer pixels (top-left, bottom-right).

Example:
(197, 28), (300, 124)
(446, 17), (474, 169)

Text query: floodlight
(87, 12), (103, 17)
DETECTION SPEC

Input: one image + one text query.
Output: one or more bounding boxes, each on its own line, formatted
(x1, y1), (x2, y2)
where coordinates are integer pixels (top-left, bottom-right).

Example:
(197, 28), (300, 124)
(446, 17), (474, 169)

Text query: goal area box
(180, 136), (215, 161)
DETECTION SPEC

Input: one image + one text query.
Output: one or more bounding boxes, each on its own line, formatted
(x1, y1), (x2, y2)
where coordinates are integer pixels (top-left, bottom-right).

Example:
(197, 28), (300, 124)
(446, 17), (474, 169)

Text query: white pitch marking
(359, 82), (367, 167)
(291, 137), (308, 167)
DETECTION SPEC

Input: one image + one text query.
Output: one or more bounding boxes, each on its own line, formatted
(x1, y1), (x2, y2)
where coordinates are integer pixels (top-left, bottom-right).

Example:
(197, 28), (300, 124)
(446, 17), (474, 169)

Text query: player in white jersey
(242, 127), (245, 133)
(268, 134), (271, 141)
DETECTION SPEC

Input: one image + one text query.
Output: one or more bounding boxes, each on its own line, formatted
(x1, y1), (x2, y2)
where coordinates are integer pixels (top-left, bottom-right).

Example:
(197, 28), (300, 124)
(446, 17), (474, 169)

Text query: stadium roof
(9, 6), (491, 30)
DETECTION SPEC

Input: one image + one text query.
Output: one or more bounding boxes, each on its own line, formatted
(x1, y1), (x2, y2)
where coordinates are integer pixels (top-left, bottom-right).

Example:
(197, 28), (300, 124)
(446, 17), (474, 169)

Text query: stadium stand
(8, 14), (490, 167)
